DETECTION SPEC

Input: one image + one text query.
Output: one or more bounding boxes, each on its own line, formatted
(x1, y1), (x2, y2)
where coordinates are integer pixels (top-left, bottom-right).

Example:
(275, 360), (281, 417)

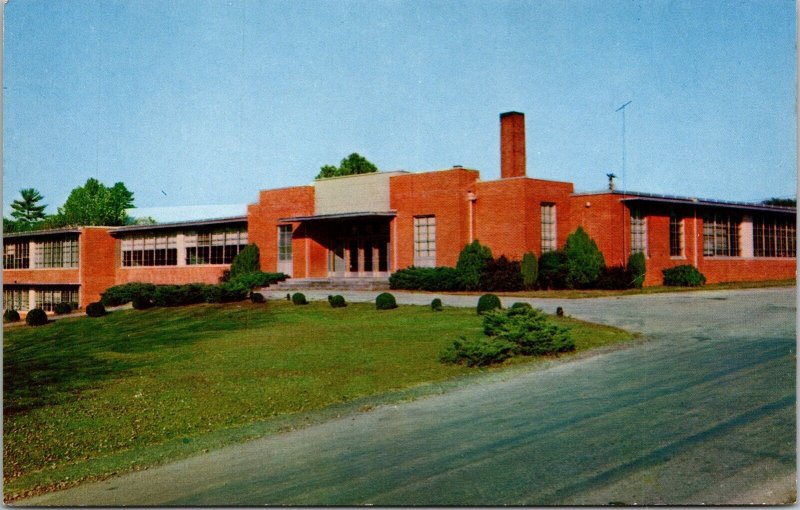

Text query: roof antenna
(606, 172), (617, 191)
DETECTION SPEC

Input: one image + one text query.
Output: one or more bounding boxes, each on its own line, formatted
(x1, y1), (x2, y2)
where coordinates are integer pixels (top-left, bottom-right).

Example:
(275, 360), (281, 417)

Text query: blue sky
(4, 0), (796, 216)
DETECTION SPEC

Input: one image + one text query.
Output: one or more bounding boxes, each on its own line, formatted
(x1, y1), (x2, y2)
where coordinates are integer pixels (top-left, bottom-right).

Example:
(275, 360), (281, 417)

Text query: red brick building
(3, 112), (795, 311)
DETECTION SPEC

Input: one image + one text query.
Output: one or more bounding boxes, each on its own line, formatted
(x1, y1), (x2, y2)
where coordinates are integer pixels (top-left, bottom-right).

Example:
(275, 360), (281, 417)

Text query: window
(669, 214), (684, 257)
(3, 240), (30, 269)
(122, 234), (178, 267)
(753, 216), (796, 258)
(413, 215), (436, 267)
(630, 209), (647, 255)
(540, 203), (557, 253)
(3, 286), (29, 311)
(278, 225), (293, 261)
(703, 213), (740, 257)
(34, 286), (79, 312)
(185, 228), (248, 265)
(33, 236), (79, 268)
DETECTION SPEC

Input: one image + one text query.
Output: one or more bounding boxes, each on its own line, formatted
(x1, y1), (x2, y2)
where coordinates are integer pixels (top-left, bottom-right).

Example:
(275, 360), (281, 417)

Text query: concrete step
(266, 278), (390, 292)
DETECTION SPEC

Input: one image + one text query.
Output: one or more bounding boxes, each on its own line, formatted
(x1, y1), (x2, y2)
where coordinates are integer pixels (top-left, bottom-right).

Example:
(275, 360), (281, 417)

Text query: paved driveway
(20, 288), (796, 505)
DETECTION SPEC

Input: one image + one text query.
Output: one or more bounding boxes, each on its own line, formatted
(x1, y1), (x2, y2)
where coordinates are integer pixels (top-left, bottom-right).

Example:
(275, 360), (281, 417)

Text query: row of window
(121, 229), (248, 267)
(3, 236), (80, 269)
(3, 286), (79, 312)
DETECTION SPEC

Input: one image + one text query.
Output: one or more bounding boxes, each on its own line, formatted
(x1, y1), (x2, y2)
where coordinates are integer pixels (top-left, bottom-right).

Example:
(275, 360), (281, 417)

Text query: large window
(3, 286), (29, 311)
(35, 286), (79, 312)
(185, 228), (248, 265)
(122, 234), (178, 267)
(753, 216), (796, 258)
(3, 240), (30, 269)
(669, 214), (684, 257)
(630, 209), (647, 255)
(278, 225), (293, 261)
(34, 236), (79, 268)
(703, 213), (740, 257)
(413, 215), (436, 267)
(540, 203), (557, 253)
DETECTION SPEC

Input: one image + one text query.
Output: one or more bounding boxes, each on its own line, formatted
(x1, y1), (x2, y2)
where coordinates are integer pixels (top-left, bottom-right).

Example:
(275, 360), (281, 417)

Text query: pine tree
(10, 188), (47, 224)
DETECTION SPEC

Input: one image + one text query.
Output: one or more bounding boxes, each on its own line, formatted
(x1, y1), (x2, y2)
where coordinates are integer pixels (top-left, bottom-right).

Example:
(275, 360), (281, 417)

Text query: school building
(3, 112), (796, 311)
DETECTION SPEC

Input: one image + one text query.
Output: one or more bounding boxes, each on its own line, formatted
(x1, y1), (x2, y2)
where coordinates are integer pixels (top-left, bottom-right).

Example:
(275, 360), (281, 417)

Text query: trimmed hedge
(328, 295), (347, 308)
(538, 250), (569, 290)
(476, 294), (501, 315)
(86, 302), (106, 317)
(431, 298), (443, 311)
(132, 295), (154, 310)
(663, 264), (706, 286)
(100, 282), (157, 307)
(250, 292), (266, 304)
(478, 256), (524, 292)
(25, 308), (48, 326)
(54, 302), (73, 315)
(521, 251), (538, 290)
(292, 292), (308, 305)
(229, 271), (288, 290)
(4, 309), (21, 323)
(375, 292), (398, 310)
(595, 266), (633, 290)
(389, 267), (464, 291)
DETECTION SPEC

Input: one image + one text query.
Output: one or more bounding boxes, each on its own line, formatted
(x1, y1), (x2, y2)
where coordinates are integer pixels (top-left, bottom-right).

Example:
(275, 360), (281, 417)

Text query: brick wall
(79, 228), (118, 306)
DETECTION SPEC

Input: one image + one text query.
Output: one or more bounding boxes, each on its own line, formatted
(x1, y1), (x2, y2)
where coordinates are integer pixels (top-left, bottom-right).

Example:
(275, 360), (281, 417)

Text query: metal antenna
(615, 100), (632, 193)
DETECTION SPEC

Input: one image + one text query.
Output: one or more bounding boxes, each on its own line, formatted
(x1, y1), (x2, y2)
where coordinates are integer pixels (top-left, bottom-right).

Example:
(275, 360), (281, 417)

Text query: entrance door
(330, 241), (346, 277)
(327, 220), (391, 277)
(277, 225), (293, 277)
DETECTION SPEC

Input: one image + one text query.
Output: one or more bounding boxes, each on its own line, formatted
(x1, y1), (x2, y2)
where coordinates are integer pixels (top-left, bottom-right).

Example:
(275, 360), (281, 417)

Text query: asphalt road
(20, 288), (796, 505)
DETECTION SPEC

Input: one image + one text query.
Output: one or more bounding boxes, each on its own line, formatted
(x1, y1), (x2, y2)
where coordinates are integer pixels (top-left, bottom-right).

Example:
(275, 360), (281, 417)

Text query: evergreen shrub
(538, 250), (569, 290)
(482, 307), (574, 356)
(86, 302), (106, 318)
(663, 264), (706, 286)
(229, 244), (261, 279)
(564, 227), (605, 288)
(132, 295), (154, 309)
(375, 292), (398, 310)
(250, 292), (266, 303)
(389, 267), (464, 291)
(595, 266), (633, 290)
(100, 282), (157, 306)
(476, 293), (501, 315)
(628, 252), (646, 289)
(456, 241), (493, 291)
(25, 308), (48, 326)
(292, 292), (308, 305)
(479, 256), (524, 292)
(439, 336), (516, 367)
(3, 309), (20, 322)
(54, 302), (73, 315)
(329, 295), (347, 308)
(521, 251), (538, 290)
(431, 298), (443, 311)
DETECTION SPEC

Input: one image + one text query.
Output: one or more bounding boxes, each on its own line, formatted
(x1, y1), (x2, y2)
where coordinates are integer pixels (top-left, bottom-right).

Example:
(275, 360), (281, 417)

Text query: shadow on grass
(4, 303), (273, 415)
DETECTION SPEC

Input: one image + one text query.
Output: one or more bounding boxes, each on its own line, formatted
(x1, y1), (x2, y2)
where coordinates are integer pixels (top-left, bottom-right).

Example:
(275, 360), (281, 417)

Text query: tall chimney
(500, 111), (526, 179)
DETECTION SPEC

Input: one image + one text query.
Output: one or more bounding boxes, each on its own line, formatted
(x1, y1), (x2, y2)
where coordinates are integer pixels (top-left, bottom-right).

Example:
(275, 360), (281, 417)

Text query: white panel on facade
(313, 171), (407, 215)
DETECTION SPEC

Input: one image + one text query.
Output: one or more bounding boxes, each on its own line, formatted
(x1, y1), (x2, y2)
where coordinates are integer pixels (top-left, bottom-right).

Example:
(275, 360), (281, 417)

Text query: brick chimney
(500, 111), (526, 178)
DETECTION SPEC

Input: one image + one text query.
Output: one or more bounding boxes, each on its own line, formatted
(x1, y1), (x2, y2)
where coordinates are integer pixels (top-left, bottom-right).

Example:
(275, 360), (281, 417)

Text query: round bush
(476, 294), (501, 315)
(375, 292), (398, 310)
(662, 264), (706, 287)
(291, 292), (308, 305)
(510, 302), (532, 310)
(3, 309), (20, 323)
(86, 302), (106, 318)
(132, 295), (154, 309)
(250, 292), (266, 304)
(329, 295), (347, 308)
(54, 302), (73, 315)
(25, 308), (48, 326)
(431, 298), (443, 312)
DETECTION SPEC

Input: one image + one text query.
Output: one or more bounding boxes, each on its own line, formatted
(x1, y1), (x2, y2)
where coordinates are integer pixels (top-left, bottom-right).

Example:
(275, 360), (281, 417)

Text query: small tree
(520, 251), (538, 290)
(538, 250), (569, 290)
(316, 153), (378, 179)
(456, 240), (493, 291)
(229, 244), (261, 279)
(57, 178), (135, 226)
(563, 228), (605, 289)
(10, 188), (47, 224)
(627, 252), (646, 289)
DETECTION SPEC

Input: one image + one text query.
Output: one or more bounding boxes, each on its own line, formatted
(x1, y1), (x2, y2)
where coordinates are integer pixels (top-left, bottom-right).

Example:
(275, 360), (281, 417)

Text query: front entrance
(327, 221), (390, 277)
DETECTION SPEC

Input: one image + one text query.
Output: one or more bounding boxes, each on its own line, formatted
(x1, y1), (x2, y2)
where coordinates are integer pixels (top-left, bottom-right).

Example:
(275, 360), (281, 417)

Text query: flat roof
(278, 211), (397, 222)
(573, 190), (796, 214)
(3, 227), (82, 239)
(111, 216), (248, 234)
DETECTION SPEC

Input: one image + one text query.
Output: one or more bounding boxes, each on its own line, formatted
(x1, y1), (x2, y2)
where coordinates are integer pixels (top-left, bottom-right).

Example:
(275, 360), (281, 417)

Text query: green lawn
(4, 300), (634, 500)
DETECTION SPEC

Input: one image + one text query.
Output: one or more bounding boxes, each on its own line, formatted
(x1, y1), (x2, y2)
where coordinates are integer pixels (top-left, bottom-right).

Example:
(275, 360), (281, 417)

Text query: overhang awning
(278, 211), (397, 222)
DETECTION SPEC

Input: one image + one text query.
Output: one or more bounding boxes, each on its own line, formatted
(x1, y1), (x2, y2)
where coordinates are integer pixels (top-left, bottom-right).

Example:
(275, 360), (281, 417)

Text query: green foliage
(229, 244), (261, 279)
(375, 292), (398, 310)
(521, 251), (538, 290)
(478, 255), (524, 292)
(4, 309), (21, 322)
(663, 264), (706, 286)
(85, 302), (106, 318)
(482, 307), (574, 356)
(389, 266), (464, 291)
(328, 295), (347, 308)
(537, 250), (569, 290)
(101, 283), (157, 306)
(126, 216), (158, 225)
(229, 271), (288, 290)
(476, 293), (501, 315)
(595, 266), (634, 290)
(54, 302), (73, 315)
(316, 153), (379, 179)
(564, 227), (605, 289)
(25, 308), (49, 326)
(762, 197), (796, 207)
(456, 241), (493, 291)
(431, 298), (443, 311)
(292, 292), (308, 305)
(439, 336), (517, 367)
(250, 292), (266, 304)
(628, 252), (646, 289)
(510, 302), (533, 310)
(10, 188), (47, 224)
(132, 295), (154, 310)
(56, 178), (135, 227)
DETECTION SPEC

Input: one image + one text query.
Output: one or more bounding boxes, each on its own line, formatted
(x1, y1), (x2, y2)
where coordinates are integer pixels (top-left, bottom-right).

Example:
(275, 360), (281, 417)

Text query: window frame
(413, 215), (436, 267)
(540, 203), (557, 253)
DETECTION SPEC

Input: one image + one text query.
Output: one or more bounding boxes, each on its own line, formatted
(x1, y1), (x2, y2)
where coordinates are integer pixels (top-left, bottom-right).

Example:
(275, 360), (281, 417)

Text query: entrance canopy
(277, 211), (396, 223)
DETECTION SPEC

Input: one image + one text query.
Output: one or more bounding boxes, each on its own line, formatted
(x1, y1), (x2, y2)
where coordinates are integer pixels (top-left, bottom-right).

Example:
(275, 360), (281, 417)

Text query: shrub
(375, 292), (398, 310)
(479, 256), (524, 292)
(4, 309), (21, 322)
(663, 264), (706, 286)
(476, 293), (501, 315)
(595, 266), (633, 290)
(389, 267), (464, 291)
(250, 292), (266, 303)
(85, 302), (106, 318)
(292, 292), (308, 305)
(538, 250), (569, 290)
(132, 295), (154, 309)
(329, 295), (347, 308)
(431, 298), (443, 311)
(54, 302), (73, 315)
(510, 302), (532, 310)
(25, 308), (48, 326)
(482, 307), (574, 356)
(439, 336), (516, 367)
(564, 227), (605, 289)
(230, 271), (288, 290)
(456, 241), (493, 291)
(628, 252), (646, 289)
(229, 244), (261, 279)
(100, 282), (157, 306)
(218, 282), (250, 302)
(219, 269), (231, 283)
(521, 251), (538, 290)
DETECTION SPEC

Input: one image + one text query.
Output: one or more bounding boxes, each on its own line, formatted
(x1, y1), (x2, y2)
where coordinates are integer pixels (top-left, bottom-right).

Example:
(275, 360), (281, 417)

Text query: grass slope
(4, 300), (635, 499)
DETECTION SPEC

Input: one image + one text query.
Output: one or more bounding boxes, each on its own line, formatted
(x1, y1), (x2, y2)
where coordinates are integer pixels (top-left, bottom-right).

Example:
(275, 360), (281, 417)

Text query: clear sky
(3, 0), (796, 216)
